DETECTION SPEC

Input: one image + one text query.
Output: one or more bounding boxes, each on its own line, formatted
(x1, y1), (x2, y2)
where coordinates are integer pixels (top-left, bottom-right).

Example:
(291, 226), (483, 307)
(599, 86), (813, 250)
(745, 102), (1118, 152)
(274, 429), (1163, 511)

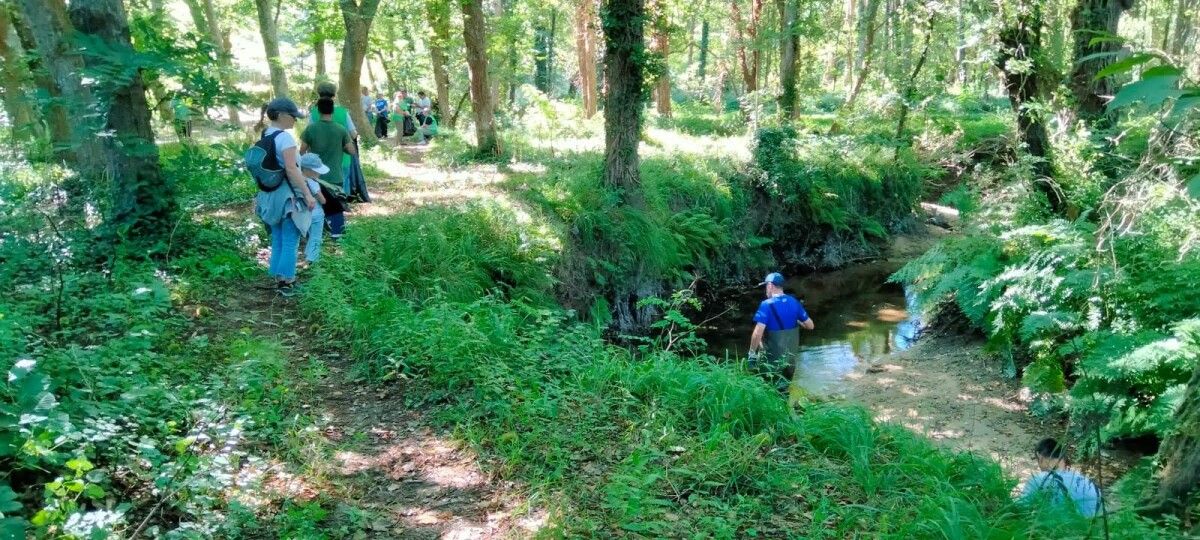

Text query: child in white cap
(298, 153), (329, 267)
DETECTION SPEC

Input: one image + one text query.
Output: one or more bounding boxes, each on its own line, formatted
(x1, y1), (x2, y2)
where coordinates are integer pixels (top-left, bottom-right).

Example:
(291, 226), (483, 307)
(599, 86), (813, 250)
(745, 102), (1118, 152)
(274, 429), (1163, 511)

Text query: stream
(699, 261), (922, 394)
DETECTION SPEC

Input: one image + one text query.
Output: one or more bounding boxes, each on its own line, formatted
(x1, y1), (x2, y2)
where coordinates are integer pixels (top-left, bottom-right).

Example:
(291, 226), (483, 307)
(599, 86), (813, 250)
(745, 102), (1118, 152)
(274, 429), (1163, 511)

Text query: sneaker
(276, 280), (299, 297)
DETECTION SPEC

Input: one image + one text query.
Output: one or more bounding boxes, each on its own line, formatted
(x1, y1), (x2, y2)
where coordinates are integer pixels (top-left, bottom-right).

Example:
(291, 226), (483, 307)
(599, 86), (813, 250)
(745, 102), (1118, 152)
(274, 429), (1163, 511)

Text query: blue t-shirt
(753, 294), (809, 331)
(374, 98), (388, 114)
(1019, 470), (1101, 517)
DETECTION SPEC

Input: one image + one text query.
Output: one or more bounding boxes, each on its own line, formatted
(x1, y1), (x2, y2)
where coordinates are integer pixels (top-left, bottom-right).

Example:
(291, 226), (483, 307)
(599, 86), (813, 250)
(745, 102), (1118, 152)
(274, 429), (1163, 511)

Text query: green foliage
(301, 215), (1171, 537)
(752, 127), (929, 267)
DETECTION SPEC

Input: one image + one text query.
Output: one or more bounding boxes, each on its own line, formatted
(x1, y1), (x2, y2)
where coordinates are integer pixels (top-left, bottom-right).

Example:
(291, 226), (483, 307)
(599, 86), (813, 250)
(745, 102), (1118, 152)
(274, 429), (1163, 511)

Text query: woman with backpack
(253, 98), (318, 295)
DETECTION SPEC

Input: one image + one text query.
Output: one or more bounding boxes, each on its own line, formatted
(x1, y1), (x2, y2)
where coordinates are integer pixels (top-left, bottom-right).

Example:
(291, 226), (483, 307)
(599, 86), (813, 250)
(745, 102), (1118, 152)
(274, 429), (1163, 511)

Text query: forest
(0, 0), (1198, 537)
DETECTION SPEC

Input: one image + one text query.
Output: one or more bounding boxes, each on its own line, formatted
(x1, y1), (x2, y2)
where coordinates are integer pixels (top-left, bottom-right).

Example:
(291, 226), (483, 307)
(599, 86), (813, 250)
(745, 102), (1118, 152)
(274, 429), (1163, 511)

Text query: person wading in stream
(748, 272), (815, 387)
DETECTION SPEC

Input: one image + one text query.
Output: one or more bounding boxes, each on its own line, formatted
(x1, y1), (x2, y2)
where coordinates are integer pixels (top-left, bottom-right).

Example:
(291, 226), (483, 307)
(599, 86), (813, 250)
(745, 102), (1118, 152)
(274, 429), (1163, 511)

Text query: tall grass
(300, 205), (1172, 538)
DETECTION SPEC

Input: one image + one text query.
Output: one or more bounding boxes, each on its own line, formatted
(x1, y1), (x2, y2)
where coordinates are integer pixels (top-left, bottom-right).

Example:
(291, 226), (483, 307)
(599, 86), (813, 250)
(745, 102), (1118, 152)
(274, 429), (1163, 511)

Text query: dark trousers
(374, 114), (389, 138)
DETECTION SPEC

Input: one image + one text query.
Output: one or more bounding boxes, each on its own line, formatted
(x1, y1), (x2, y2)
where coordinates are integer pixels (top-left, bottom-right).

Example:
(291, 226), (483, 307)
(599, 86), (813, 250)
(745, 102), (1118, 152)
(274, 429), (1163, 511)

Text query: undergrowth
(299, 205), (1171, 538)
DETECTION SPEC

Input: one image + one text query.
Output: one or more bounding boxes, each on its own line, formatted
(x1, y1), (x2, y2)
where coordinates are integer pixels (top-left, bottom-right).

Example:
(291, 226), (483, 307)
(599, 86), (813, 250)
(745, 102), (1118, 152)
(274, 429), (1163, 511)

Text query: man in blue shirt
(373, 93), (390, 138)
(749, 272), (814, 382)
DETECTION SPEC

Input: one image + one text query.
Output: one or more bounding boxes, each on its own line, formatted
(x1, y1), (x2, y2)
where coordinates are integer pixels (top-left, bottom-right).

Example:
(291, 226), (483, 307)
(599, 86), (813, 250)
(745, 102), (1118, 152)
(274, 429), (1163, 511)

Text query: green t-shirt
(300, 119), (352, 186)
(307, 105), (354, 168)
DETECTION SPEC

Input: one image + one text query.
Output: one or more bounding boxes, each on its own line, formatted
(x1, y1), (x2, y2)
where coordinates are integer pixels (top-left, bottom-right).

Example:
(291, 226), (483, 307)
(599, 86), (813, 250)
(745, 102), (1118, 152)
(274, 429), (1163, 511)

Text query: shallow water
(699, 261), (920, 394)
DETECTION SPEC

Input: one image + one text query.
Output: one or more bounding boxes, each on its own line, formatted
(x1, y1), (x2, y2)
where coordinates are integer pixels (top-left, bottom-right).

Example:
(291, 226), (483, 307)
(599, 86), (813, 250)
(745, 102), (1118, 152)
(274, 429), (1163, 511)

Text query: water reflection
(700, 264), (921, 394)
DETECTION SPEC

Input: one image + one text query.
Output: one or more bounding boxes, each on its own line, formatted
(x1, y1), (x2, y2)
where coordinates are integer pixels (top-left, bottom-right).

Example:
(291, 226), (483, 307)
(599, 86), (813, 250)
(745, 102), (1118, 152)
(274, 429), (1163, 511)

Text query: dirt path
(843, 334), (1051, 482)
(206, 145), (540, 538)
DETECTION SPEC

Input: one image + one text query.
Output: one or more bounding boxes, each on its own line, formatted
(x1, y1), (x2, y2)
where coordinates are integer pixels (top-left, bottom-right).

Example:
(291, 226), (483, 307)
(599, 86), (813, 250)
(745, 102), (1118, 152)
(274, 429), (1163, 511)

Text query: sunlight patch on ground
(643, 127), (751, 160)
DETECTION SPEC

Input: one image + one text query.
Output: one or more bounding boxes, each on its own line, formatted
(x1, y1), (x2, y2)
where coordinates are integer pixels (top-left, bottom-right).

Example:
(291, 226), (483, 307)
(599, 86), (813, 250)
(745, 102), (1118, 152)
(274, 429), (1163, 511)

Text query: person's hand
(305, 195), (317, 210)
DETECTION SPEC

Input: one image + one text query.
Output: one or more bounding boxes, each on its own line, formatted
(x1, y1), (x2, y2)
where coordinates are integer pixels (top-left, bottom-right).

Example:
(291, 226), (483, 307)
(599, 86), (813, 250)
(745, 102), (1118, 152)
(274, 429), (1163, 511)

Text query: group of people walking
(360, 87), (438, 144)
(252, 82), (371, 295)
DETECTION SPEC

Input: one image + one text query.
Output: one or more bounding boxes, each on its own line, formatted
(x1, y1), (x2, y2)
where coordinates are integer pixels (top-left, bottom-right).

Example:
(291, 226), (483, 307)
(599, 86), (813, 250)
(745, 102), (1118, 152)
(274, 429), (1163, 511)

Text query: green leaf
(1023, 358), (1066, 393)
(0, 485), (21, 513)
(1108, 67), (1183, 110)
(1093, 53), (1156, 80)
(83, 484), (106, 500)
(1187, 175), (1200, 200)
(0, 517), (27, 539)
(66, 457), (94, 474)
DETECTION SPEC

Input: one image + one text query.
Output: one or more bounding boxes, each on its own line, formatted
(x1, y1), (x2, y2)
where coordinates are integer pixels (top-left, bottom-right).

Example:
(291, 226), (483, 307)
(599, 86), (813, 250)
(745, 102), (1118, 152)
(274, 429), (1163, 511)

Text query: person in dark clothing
(373, 93), (390, 138)
(748, 272), (815, 386)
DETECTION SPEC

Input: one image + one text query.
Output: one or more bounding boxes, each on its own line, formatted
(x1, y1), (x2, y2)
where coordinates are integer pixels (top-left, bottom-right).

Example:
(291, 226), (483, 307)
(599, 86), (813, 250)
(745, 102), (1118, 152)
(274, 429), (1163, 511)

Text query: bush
(751, 127), (929, 268)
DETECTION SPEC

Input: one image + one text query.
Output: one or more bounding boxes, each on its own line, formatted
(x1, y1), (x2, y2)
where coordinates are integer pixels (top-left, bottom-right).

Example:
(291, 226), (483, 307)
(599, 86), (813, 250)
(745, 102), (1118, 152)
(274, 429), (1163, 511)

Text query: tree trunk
(777, 0), (799, 118)
(1139, 361), (1200, 518)
(181, 0), (207, 34)
(1068, 0), (1132, 119)
(429, 0), (453, 125)
(0, 8), (38, 141)
(68, 0), (173, 239)
(575, 0), (599, 118)
(339, 0), (380, 143)
(697, 19), (709, 82)
(841, 0), (856, 87)
(15, 0), (101, 172)
(315, 37), (326, 77)
(731, 0), (764, 93)
(893, 12), (933, 145)
(843, 0), (881, 110)
(653, 4), (671, 117)
(199, 0), (240, 124)
(998, 2), (1064, 215)
(1170, 0), (1195, 57)
(461, 0), (500, 154)
(601, 0), (645, 206)
(535, 23), (551, 92)
(548, 10), (557, 95)
(254, 0), (289, 98)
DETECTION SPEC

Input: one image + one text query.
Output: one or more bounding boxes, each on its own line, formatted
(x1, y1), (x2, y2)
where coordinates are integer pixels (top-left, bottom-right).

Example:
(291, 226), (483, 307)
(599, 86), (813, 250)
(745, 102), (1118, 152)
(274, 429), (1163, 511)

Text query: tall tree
(601, 0), (646, 206)
(428, 0), (454, 126)
(310, 0), (326, 77)
(998, 1), (1064, 215)
(652, 0), (671, 117)
(68, 0), (172, 238)
(776, 0), (799, 117)
(461, 0), (500, 154)
(575, 0), (599, 117)
(843, 0), (882, 109)
(338, 0), (382, 143)
(697, 19), (709, 82)
(0, 6), (38, 141)
(731, 0), (764, 93)
(197, 0), (240, 124)
(254, 0), (289, 98)
(1069, 0), (1134, 119)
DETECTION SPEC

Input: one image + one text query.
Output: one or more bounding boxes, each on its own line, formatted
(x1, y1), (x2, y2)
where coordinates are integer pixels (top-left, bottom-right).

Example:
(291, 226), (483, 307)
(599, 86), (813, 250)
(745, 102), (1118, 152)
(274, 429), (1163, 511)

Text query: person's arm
(797, 304), (815, 330)
(749, 323), (766, 352)
(344, 141), (357, 156)
(281, 146), (316, 209)
(313, 185), (326, 205)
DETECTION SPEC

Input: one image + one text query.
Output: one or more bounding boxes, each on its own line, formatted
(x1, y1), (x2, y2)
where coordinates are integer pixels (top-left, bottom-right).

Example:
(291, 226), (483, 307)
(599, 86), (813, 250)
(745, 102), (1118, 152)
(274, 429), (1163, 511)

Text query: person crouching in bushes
(297, 153), (329, 269)
(1018, 438), (1102, 518)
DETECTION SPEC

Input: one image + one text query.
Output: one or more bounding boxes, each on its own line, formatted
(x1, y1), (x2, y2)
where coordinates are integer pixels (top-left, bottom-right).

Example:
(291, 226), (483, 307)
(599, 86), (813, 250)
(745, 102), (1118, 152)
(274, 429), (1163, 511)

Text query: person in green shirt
(300, 97), (357, 239)
(172, 94), (192, 140)
(308, 81), (358, 174)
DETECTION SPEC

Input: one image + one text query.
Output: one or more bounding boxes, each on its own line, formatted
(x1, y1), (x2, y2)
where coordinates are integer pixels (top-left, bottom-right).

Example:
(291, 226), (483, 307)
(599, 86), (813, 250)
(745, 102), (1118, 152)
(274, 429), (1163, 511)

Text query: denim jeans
(327, 213), (345, 237)
(268, 218), (301, 281)
(304, 209), (326, 263)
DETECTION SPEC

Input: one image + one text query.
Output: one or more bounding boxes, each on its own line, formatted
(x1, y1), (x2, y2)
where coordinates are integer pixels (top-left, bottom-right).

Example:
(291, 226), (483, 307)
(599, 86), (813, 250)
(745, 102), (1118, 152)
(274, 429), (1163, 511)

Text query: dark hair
(1035, 438), (1065, 460)
(418, 91), (426, 96)
(317, 97), (335, 115)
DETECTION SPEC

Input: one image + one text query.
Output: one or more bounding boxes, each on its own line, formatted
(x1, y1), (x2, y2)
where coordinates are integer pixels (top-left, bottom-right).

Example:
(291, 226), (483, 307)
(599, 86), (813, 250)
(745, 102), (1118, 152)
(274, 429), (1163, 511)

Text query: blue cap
(266, 97), (306, 119)
(759, 272), (785, 286)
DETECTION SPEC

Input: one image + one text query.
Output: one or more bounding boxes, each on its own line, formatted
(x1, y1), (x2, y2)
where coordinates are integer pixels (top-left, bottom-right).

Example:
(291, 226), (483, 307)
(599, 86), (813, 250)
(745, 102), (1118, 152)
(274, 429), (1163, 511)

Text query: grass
(298, 203), (1174, 538)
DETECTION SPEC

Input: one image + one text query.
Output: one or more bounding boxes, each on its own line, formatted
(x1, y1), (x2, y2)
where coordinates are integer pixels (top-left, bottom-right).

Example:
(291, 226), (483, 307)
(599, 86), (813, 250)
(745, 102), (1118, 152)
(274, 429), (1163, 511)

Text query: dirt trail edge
(217, 145), (540, 539)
